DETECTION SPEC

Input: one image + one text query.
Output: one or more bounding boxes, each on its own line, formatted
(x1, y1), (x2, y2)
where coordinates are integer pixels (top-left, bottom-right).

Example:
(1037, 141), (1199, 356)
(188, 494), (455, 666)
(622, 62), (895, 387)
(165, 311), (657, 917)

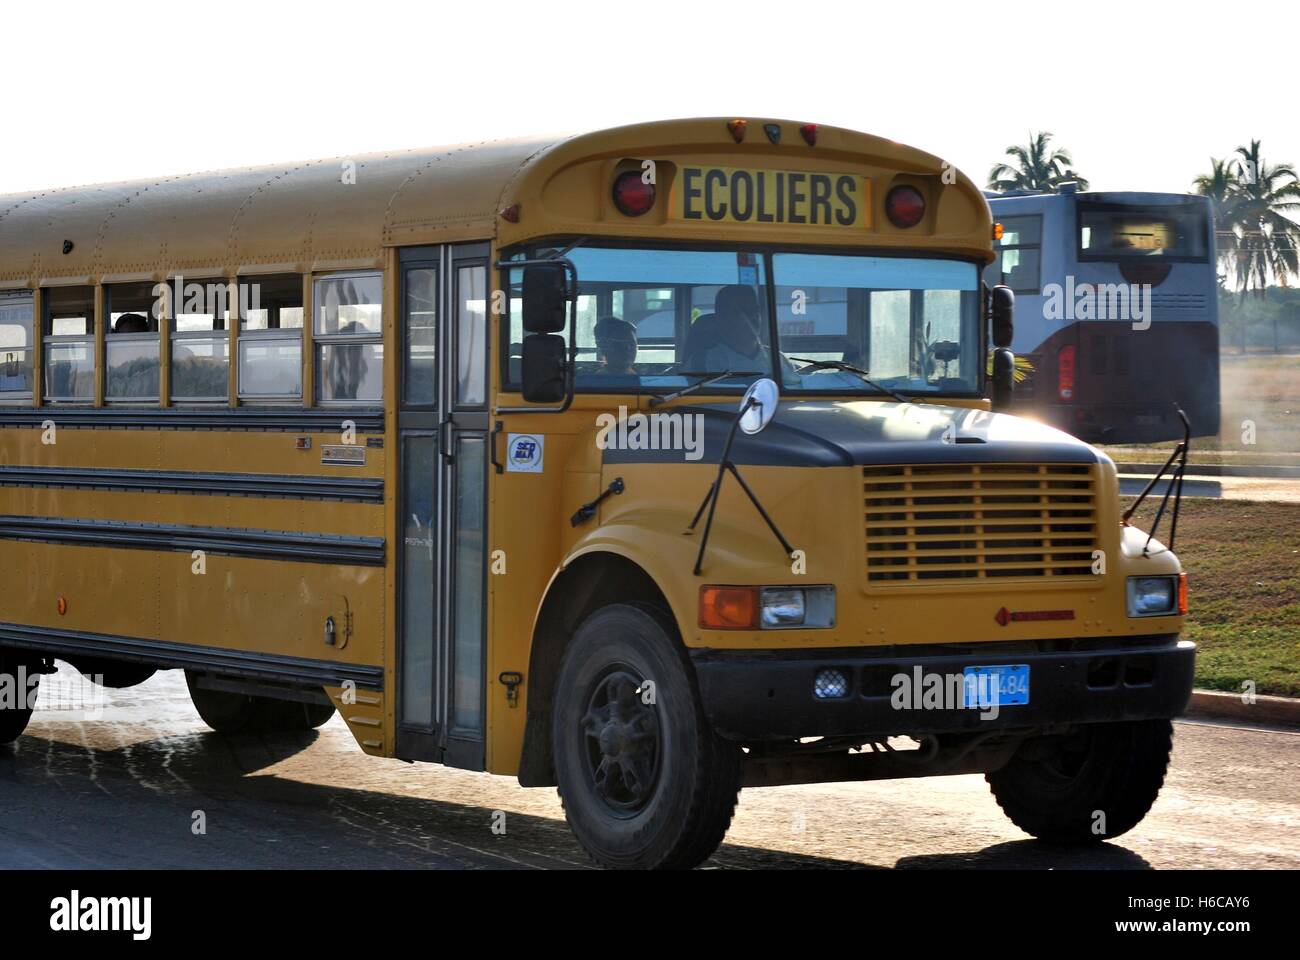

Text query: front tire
(552, 604), (742, 869)
(986, 718), (1174, 843)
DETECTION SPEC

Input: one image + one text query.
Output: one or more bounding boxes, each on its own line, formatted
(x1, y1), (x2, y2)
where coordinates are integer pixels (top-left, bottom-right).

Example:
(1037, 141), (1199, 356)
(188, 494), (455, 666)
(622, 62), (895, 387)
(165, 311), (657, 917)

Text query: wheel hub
(581, 669), (661, 814)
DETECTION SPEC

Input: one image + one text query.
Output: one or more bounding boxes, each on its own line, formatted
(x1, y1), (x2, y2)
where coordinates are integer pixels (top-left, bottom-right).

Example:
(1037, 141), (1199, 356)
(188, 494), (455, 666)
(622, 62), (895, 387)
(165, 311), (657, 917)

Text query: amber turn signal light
(1178, 573), (1188, 615)
(699, 585), (758, 630)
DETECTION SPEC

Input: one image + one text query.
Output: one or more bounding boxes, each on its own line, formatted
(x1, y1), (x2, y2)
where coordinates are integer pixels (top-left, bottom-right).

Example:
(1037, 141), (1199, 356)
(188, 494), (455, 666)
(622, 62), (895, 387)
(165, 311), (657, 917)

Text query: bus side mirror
(521, 334), (568, 403)
(991, 284), (1014, 348)
(991, 347), (1015, 411)
(522, 264), (568, 334)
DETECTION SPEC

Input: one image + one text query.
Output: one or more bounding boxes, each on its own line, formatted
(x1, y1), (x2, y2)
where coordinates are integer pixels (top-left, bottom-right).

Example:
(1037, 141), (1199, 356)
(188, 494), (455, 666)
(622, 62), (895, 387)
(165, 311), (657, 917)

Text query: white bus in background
(986, 189), (1220, 444)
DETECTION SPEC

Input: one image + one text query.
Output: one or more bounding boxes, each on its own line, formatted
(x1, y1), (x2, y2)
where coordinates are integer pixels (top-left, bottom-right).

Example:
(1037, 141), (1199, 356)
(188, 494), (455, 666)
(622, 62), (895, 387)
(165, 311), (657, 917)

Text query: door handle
(441, 419), (455, 464)
(490, 420), (503, 474)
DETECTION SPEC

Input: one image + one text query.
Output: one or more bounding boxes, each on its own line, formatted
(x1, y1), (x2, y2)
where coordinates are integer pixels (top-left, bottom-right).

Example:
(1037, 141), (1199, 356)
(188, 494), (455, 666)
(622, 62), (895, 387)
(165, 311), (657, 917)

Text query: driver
(701, 285), (768, 372)
(702, 285), (797, 376)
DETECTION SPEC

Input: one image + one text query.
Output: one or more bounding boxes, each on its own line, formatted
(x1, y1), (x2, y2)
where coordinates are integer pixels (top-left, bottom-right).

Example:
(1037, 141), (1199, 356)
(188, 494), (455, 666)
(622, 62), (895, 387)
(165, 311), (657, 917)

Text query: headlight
(760, 588), (805, 626)
(760, 586), (835, 629)
(1127, 576), (1178, 617)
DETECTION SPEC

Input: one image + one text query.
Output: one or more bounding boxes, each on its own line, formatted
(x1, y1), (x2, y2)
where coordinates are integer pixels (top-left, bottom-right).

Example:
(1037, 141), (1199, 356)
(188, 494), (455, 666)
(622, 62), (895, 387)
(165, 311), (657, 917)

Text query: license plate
(963, 664), (1030, 708)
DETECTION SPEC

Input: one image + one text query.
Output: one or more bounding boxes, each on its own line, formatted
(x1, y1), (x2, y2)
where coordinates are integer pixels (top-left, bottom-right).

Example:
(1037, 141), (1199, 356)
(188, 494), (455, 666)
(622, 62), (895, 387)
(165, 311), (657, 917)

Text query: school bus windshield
(506, 245), (983, 397)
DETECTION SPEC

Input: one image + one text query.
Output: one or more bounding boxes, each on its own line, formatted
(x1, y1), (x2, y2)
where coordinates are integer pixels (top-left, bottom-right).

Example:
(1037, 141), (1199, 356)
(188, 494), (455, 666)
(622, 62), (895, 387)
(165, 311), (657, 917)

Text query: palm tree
(1228, 140), (1300, 295)
(1193, 157), (1245, 289)
(987, 132), (1090, 193)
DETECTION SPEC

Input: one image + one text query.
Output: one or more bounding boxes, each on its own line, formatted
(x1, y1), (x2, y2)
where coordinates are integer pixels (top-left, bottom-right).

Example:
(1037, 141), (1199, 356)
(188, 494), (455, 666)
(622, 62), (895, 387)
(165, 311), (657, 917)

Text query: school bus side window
(43, 286), (95, 403)
(105, 281), (160, 403)
(315, 272), (383, 403)
(0, 292), (35, 398)
(239, 274), (304, 401)
(169, 277), (231, 403)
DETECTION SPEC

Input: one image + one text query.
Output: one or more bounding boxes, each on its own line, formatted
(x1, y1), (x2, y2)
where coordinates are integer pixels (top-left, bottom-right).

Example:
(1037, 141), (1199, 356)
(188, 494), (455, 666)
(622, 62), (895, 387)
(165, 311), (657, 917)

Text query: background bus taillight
(1058, 345), (1076, 401)
(612, 171), (656, 216)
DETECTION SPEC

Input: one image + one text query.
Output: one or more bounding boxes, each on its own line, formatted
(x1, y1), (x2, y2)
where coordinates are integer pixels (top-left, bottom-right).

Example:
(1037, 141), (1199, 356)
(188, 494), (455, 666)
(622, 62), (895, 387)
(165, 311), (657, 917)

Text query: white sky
(0, 1), (1295, 198)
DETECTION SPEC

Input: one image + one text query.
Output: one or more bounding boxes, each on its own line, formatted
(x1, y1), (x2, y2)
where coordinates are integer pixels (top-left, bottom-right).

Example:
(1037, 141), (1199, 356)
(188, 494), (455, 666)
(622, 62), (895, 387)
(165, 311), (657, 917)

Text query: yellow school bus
(0, 118), (1193, 868)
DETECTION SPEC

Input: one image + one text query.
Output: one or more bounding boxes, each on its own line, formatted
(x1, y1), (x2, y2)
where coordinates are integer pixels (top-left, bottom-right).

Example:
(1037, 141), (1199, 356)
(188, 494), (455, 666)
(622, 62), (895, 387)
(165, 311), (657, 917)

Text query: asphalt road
(2, 667), (1296, 870)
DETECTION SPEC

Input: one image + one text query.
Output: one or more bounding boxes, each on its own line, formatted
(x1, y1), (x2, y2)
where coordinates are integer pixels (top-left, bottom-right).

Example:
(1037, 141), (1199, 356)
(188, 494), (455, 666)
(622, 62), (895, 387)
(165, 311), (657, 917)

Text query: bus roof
(0, 136), (557, 286)
(986, 190), (1209, 209)
(0, 118), (992, 286)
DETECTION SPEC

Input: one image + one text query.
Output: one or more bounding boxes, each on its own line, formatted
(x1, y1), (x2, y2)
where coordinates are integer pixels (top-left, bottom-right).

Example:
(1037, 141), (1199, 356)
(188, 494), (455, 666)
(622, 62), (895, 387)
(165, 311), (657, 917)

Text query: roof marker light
(612, 171), (656, 216)
(499, 204), (520, 223)
(885, 184), (926, 228)
(799, 124), (818, 146)
(727, 119), (748, 143)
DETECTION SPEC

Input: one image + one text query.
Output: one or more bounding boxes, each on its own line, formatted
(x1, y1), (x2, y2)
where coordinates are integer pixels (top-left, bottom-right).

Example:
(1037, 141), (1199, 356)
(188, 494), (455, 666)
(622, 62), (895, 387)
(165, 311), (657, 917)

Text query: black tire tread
(554, 603), (742, 869)
(986, 718), (1174, 843)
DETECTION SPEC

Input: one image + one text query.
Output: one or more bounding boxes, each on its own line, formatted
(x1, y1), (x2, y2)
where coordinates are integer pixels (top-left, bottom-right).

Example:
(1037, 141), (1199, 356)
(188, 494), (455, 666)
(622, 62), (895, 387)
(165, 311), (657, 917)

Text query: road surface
(2, 667), (1296, 869)
(1118, 473), (1300, 502)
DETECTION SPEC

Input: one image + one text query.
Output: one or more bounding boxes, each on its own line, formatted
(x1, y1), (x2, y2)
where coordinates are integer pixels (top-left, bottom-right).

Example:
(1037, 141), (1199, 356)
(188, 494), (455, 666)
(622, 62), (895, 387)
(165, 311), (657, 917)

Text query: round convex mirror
(738, 378), (779, 435)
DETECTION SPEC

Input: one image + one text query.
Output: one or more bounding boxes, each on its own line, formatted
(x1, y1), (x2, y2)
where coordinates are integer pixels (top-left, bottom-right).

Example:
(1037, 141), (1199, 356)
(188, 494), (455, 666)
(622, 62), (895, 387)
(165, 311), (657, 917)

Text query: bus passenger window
(315, 272), (383, 403)
(42, 286), (95, 402)
(169, 277), (230, 402)
(0, 292), (35, 398)
(238, 274), (303, 401)
(988, 215), (1042, 293)
(105, 281), (160, 402)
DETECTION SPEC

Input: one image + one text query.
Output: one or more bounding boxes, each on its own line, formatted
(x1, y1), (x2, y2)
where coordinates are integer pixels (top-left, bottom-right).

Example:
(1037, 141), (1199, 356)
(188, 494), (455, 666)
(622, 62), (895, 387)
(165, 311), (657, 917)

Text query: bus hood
(600, 399), (1102, 468)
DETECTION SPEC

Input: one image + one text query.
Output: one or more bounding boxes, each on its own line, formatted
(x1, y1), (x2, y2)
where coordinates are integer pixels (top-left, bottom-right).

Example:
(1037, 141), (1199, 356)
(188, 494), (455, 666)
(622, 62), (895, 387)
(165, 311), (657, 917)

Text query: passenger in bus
(593, 316), (637, 375)
(113, 313), (149, 333)
(697, 285), (795, 375)
(107, 314), (158, 398)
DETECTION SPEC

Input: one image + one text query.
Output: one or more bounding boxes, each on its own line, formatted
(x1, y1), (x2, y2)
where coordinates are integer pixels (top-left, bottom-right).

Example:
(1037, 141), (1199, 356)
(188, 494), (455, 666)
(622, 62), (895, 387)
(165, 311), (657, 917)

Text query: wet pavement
(2, 667), (1297, 870)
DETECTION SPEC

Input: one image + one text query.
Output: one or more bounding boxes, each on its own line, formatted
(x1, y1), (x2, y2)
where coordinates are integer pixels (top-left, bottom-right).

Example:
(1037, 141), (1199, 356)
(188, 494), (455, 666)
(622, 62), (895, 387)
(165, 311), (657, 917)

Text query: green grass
(1124, 498), (1300, 697)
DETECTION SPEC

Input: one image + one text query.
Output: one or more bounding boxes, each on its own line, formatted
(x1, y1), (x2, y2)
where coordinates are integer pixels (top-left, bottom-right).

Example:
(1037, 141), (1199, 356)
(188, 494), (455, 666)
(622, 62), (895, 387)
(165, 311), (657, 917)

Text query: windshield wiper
(787, 358), (912, 403)
(647, 371), (738, 407)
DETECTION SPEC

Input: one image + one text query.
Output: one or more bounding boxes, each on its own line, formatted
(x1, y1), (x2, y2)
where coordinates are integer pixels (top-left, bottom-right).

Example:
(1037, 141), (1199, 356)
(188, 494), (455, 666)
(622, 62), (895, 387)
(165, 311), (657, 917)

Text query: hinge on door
(326, 597), (354, 649)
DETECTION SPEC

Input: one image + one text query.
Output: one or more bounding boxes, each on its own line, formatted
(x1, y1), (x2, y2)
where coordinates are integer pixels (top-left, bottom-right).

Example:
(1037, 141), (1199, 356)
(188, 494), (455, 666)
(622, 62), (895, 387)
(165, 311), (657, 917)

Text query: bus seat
(681, 313), (720, 371)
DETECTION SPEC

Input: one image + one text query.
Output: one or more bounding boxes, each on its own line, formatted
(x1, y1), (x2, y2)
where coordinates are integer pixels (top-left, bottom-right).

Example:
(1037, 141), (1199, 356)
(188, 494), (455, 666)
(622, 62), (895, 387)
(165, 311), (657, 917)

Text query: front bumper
(692, 636), (1195, 741)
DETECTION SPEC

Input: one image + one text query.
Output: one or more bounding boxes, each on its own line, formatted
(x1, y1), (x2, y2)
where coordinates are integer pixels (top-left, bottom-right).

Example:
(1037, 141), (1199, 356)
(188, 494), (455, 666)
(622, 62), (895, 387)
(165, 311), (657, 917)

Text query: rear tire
(0, 651), (37, 745)
(68, 658), (157, 689)
(185, 672), (335, 733)
(186, 670), (258, 733)
(552, 604), (742, 869)
(255, 697), (336, 730)
(986, 718), (1174, 843)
